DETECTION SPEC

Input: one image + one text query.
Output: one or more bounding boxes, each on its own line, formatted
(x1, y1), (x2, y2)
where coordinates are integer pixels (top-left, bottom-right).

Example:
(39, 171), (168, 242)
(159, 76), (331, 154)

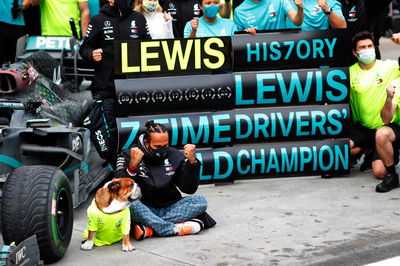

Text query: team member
(134, 0), (174, 39)
(0, 0), (28, 64)
(30, 0), (90, 39)
(115, 121), (208, 239)
(375, 79), (400, 192)
(163, 0), (231, 38)
(349, 31), (400, 180)
(301, 0), (346, 31)
(184, 0), (236, 37)
(234, 0), (304, 35)
(79, 0), (151, 168)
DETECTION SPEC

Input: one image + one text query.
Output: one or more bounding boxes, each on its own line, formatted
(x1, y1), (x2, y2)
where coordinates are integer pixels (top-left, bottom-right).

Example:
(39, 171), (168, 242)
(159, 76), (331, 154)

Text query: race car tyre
(1, 165), (73, 263)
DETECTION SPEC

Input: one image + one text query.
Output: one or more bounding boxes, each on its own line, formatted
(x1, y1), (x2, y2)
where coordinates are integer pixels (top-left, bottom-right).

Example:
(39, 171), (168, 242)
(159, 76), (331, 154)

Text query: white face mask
(142, 0), (159, 12)
(357, 48), (376, 65)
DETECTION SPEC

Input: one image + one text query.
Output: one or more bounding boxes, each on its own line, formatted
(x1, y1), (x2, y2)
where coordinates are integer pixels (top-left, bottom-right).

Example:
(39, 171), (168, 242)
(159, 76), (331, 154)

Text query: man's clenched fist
(183, 144), (196, 164)
(129, 147), (144, 168)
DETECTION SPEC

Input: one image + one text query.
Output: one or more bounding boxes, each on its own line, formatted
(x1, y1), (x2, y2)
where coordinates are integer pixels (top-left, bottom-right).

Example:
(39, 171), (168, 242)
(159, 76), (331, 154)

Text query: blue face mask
(202, 4), (220, 19)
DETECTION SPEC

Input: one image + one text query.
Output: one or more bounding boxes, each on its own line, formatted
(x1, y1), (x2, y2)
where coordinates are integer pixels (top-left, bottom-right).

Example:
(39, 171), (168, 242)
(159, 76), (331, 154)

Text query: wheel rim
(56, 188), (71, 240)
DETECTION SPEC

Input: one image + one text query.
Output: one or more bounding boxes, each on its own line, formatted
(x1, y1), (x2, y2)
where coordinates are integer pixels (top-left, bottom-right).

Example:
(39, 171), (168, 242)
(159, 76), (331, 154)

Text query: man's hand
(183, 144), (196, 164)
(191, 18), (198, 31)
(244, 27), (257, 36)
(391, 33), (400, 45)
(387, 84), (396, 101)
(129, 147), (144, 168)
(318, 0), (329, 13)
(92, 48), (103, 62)
(294, 0), (303, 9)
(164, 11), (172, 22)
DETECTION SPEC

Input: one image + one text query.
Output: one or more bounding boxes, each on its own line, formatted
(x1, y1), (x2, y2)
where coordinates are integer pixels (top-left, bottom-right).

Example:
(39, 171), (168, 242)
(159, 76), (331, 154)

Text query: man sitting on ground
(115, 120), (208, 240)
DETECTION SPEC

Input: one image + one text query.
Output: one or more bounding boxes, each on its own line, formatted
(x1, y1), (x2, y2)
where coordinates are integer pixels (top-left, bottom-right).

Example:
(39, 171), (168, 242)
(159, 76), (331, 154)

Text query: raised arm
(381, 84), (398, 124)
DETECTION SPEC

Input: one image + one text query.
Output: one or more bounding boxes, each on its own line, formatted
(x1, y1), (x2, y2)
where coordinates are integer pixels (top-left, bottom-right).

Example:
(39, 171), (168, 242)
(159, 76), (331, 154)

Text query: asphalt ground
(2, 37), (400, 266)
(59, 172), (400, 266)
(55, 38), (400, 266)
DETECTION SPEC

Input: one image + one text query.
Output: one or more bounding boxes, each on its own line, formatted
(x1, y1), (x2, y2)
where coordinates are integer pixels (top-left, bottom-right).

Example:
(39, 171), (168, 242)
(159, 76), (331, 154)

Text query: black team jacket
(79, 4), (151, 99)
(115, 135), (202, 208)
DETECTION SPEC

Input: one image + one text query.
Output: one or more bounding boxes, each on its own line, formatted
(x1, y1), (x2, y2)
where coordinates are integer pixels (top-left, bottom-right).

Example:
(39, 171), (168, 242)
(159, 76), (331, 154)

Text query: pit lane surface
(2, 37), (400, 266)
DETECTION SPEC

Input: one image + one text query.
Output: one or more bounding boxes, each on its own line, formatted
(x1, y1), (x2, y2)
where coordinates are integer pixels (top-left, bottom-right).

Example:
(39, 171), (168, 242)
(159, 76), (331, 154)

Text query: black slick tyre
(1, 165), (73, 263)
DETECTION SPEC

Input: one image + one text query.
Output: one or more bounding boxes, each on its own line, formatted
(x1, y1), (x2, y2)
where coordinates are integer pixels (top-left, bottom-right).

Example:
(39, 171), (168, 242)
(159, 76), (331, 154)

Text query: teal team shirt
(301, 0), (344, 31)
(234, 0), (293, 31)
(0, 0), (25, 26)
(184, 17), (237, 37)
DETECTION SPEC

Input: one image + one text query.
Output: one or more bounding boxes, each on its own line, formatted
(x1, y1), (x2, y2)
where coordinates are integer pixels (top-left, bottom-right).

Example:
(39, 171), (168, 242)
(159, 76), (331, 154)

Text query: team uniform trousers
(130, 194), (207, 236)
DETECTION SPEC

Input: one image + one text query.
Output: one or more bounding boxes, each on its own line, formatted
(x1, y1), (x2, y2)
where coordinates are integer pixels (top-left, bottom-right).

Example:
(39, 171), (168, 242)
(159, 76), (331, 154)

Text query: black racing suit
(163, 0), (201, 38)
(79, 3), (151, 168)
(115, 135), (202, 208)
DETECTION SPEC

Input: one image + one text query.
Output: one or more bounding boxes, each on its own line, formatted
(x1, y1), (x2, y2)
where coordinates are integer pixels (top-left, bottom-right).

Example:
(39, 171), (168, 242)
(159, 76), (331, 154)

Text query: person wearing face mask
(349, 31), (400, 183)
(163, 0), (231, 38)
(338, 0), (393, 62)
(79, 0), (151, 170)
(184, 0), (236, 37)
(234, 0), (304, 35)
(134, 0), (174, 39)
(115, 120), (211, 240)
(300, 0), (346, 31)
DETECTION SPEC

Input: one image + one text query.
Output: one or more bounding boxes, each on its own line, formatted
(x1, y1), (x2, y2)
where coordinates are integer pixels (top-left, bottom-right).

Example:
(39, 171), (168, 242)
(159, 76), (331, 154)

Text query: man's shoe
(133, 225), (153, 240)
(376, 173), (400, 193)
(360, 153), (373, 172)
(351, 154), (362, 168)
(175, 221), (201, 236)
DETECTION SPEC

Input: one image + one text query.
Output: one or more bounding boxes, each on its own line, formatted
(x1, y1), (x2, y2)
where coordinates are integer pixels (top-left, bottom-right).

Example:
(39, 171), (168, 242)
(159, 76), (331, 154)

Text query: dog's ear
(108, 180), (121, 193)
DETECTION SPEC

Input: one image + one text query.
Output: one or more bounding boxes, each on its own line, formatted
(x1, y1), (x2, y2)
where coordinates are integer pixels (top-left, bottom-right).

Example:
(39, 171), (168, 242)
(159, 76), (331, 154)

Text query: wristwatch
(324, 8), (332, 15)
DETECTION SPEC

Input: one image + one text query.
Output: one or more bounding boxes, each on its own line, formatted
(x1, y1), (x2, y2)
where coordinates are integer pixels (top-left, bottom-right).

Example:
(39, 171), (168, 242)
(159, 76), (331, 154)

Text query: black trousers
(0, 22), (25, 65)
(84, 98), (118, 168)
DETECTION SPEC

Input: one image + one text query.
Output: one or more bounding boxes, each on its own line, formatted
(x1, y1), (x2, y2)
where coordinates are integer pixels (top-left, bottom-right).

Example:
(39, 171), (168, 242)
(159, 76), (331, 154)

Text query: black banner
(233, 29), (352, 71)
(115, 74), (234, 115)
(114, 37), (232, 76)
(115, 67), (349, 115)
(117, 104), (350, 150)
(196, 139), (350, 181)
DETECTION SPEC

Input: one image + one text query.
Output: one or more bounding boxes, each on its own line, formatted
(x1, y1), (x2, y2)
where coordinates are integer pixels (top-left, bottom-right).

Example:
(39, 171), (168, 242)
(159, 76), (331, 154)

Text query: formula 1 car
(0, 36), (107, 263)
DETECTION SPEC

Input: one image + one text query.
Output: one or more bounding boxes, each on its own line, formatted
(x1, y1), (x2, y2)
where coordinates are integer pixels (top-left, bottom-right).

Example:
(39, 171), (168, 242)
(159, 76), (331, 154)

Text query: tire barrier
(114, 29), (353, 181)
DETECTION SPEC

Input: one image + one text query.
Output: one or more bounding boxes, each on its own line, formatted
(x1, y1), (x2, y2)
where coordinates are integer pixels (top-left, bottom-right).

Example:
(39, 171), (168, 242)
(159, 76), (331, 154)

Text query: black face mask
(114, 0), (132, 14)
(150, 147), (167, 159)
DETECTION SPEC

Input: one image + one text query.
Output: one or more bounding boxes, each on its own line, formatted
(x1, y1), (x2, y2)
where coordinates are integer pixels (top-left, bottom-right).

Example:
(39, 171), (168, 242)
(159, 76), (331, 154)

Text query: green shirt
(350, 60), (400, 129)
(82, 200), (131, 246)
(40, 0), (87, 38)
(390, 78), (400, 122)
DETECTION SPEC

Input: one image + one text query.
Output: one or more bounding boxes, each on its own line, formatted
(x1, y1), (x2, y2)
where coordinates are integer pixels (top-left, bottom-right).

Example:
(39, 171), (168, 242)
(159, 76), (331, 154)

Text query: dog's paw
(122, 243), (135, 252)
(81, 240), (94, 250)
